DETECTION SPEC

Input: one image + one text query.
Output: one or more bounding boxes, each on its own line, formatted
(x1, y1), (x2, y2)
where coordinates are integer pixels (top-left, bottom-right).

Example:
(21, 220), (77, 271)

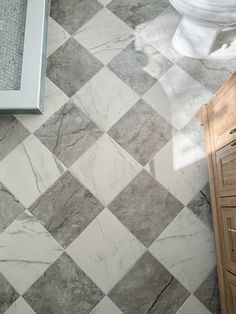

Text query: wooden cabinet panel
(216, 142), (236, 197)
(222, 206), (236, 274)
(199, 73), (236, 313)
(209, 83), (236, 150)
(227, 272), (236, 314)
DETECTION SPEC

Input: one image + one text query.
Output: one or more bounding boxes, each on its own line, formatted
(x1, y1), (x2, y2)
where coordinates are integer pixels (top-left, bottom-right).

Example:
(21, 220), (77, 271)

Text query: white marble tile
(4, 297), (36, 314)
(143, 65), (212, 131)
(149, 207), (216, 293)
(90, 296), (123, 314)
(67, 209), (145, 294)
(72, 67), (139, 132)
(70, 134), (142, 206)
(15, 78), (69, 132)
(0, 211), (63, 294)
(47, 17), (70, 56)
(139, 6), (182, 63)
(0, 135), (66, 208)
(74, 8), (134, 64)
(146, 132), (208, 205)
(176, 295), (211, 314)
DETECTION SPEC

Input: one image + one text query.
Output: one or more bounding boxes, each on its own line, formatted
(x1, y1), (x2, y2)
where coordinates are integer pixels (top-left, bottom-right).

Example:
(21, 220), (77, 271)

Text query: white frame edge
(0, 0), (49, 113)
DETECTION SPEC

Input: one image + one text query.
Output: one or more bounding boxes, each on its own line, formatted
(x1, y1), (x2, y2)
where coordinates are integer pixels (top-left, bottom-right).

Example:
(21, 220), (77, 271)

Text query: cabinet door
(216, 142), (236, 197)
(209, 82), (236, 150)
(222, 207), (236, 274)
(227, 272), (236, 313)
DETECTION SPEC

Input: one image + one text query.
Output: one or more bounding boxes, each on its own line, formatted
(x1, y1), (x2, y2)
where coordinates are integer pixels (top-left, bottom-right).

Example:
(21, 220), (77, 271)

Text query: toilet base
(172, 17), (236, 59)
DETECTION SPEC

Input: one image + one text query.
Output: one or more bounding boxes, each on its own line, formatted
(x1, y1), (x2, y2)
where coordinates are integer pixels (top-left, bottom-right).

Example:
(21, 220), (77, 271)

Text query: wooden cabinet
(208, 82), (236, 150)
(216, 143), (236, 197)
(199, 73), (236, 314)
(222, 204), (236, 274)
(227, 272), (236, 314)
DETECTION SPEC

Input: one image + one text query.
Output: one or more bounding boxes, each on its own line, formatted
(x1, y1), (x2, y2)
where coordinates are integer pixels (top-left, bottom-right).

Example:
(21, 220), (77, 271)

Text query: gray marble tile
(108, 0), (169, 29)
(109, 252), (189, 314)
(47, 38), (103, 97)
(194, 267), (221, 314)
(108, 99), (174, 165)
(30, 171), (103, 248)
(24, 253), (104, 314)
(109, 170), (184, 247)
(0, 115), (29, 161)
(108, 40), (171, 95)
(50, 0), (103, 35)
(0, 182), (25, 233)
(34, 101), (103, 167)
(178, 58), (236, 94)
(0, 273), (19, 314)
(188, 184), (213, 229)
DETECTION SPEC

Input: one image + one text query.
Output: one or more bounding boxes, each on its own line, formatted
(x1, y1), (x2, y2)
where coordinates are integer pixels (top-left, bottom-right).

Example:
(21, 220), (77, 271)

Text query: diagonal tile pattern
(67, 208), (145, 293)
(146, 132), (208, 205)
(0, 182), (25, 233)
(0, 274), (19, 314)
(108, 99), (174, 165)
(24, 253), (104, 314)
(188, 184), (213, 229)
(178, 57), (236, 93)
(176, 295), (211, 314)
(0, 211), (63, 294)
(30, 171), (103, 248)
(47, 17), (70, 57)
(109, 170), (183, 247)
(0, 115), (29, 161)
(0, 135), (65, 208)
(90, 296), (123, 314)
(139, 6), (182, 62)
(194, 267), (221, 314)
(0, 0), (232, 312)
(149, 207), (216, 293)
(108, 39), (162, 95)
(47, 38), (103, 97)
(70, 134), (142, 206)
(108, 0), (169, 29)
(15, 78), (69, 132)
(4, 297), (36, 314)
(143, 64), (212, 131)
(50, 0), (103, 35)
(72, 66), (139, 132)
(109, 252), (189, 314)
(34, 101), (103, 167)
(74, 8), (134, 65)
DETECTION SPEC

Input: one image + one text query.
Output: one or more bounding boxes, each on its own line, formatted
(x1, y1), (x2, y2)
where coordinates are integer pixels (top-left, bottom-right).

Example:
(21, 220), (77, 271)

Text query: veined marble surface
(70, 134), (142, 206)
(72, 66), (139, 132)
(74, 8), (134, 65)
(67, 209), (145, 293)
(149, 207), (216, 292)
(0, 211), (63, 294)
(0, 0), (229, 312)
(0, 135), (65, 208)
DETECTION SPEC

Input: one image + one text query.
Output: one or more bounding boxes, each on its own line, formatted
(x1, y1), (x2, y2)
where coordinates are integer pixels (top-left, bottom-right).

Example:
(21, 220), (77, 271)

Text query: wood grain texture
(199, 73), (236, 313)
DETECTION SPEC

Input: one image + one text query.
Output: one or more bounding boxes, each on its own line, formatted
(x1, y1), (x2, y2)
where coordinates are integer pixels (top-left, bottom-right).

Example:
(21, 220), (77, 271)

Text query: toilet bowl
(169, 0), (236, 58)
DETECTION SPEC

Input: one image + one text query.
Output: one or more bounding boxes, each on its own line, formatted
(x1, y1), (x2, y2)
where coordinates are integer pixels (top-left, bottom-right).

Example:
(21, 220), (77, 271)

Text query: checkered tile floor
(2, 0), (234, 312)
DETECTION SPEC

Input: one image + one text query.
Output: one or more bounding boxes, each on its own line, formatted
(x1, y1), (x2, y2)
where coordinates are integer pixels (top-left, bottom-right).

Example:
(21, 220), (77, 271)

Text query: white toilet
(169, 0), (236, 58)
